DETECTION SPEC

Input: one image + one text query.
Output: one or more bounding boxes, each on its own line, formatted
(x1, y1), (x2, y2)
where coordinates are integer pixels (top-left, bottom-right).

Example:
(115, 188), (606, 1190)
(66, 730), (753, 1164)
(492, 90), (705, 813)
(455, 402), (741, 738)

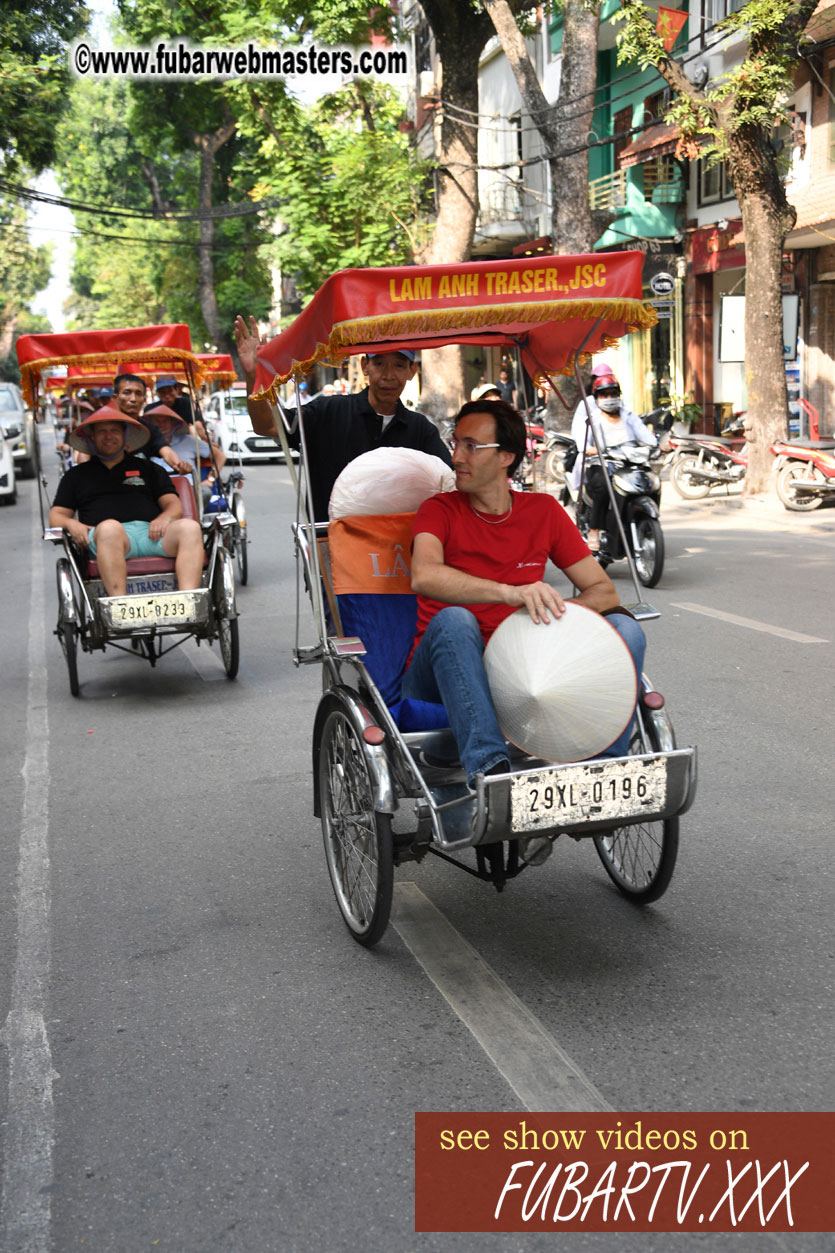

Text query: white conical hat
(483, 604), (637, 762)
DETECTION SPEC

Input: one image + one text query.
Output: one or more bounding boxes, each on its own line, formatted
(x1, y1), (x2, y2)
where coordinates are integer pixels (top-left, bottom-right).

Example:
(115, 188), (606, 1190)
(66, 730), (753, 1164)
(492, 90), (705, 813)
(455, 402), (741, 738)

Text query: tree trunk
(482, 0), (602, 418)
(551, 2), (604, 253)
(415, 1), (492, 421)
(0, 311), (17, 359)
(727, 125), (796, 496)
(190, 117), (236, 353)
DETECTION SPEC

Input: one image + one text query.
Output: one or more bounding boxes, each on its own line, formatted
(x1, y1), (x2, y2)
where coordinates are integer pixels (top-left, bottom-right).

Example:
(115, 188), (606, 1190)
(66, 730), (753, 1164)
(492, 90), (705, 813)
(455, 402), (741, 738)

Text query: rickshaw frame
(16, 324), (241, 693)
(251, 253), (698, 945)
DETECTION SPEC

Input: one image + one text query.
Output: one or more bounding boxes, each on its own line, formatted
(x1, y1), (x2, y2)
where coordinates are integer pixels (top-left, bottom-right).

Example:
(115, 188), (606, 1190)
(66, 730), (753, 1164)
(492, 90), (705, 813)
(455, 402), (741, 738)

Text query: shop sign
(649, 272), (675, 296)
(692, 222), (745, 274)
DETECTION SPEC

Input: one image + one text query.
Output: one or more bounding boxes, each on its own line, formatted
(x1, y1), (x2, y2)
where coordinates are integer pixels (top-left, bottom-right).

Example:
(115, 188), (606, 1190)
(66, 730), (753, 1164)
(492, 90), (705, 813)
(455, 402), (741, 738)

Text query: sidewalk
(659, 483), (835, 536)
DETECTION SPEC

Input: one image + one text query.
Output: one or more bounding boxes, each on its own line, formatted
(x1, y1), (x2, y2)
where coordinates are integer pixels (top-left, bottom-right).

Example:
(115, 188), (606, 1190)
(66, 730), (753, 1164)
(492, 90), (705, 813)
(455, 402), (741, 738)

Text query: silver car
(0, 381), (36, 479)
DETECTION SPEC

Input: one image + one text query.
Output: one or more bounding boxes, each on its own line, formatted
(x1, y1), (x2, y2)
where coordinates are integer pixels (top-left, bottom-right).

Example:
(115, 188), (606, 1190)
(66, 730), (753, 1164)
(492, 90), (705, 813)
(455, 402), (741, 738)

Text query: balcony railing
(643, 158), (684, 203)
(588, 169), (627, 211)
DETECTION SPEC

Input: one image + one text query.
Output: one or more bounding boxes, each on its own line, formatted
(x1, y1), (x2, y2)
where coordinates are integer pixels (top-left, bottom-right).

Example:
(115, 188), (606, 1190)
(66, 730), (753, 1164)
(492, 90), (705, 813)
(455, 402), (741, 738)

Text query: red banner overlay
(415, 1113), (833, 1233)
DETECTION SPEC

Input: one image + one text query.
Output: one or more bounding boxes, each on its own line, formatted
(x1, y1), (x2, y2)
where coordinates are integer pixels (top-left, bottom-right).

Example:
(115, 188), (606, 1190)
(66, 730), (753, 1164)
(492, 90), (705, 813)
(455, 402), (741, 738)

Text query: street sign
(654, 308), (674, 319)
(649, 272), (675, 296)
(649, 298), (675, 308)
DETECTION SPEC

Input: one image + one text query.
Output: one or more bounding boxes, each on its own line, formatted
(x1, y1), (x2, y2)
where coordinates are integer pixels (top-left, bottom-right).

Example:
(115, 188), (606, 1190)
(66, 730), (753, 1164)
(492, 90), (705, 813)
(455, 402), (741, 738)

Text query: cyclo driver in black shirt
(234, 314), (453, 522)
(49, 409), (204, 597)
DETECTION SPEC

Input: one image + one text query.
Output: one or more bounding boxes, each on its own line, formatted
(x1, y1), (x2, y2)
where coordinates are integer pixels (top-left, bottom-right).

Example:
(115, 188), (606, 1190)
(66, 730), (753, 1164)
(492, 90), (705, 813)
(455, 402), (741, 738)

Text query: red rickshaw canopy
(16, 324), (204, 407)
(196, 353), (237, 386)
(253, 253), (656, 399)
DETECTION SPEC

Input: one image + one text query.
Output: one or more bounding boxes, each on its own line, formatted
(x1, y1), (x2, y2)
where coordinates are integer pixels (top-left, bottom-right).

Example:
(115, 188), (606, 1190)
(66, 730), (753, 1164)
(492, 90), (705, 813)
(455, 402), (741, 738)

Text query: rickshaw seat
(329, 512), (449, 733)
(81, 474), (208, 579)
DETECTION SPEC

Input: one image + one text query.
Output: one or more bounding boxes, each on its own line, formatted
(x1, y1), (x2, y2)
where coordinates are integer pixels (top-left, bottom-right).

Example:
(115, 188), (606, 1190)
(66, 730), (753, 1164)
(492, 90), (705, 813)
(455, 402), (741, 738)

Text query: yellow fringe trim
(20, 346), (206, 407)
(252, 298), (658, 399)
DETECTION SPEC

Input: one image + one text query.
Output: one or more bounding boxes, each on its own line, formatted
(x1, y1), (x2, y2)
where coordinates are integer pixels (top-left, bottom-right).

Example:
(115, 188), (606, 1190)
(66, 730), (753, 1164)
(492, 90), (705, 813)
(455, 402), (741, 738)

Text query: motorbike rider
(570, 366), (657, 551)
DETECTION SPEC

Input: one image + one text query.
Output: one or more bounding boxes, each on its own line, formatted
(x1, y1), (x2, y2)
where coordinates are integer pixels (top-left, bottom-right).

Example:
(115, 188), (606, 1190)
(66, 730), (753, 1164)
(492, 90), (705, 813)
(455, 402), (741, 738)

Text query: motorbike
(545, 407), (670, 492)
(668, 418), (748, 499)
(561, 438), (665, 588)
(770, 434), (835, 511)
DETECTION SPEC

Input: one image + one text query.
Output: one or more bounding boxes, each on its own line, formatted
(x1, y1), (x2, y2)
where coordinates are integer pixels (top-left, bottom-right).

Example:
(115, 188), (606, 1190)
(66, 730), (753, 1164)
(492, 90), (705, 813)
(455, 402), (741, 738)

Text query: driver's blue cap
(365, 350), (415, 362)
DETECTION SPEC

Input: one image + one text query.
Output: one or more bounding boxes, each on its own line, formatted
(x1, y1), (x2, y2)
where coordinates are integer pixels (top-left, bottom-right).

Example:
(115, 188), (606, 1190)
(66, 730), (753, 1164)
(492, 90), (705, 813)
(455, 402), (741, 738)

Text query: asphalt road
(1, 438), (833, 1251)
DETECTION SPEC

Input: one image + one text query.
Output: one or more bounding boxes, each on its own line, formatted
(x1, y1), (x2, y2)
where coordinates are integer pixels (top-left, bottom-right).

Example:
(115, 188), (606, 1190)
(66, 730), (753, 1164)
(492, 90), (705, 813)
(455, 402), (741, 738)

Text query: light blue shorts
(88, 520), (168, 560)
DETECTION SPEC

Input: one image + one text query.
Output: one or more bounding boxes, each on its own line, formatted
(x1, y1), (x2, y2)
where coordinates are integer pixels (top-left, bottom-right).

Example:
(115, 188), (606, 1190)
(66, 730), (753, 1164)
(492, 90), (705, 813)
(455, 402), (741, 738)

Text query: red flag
(656, 6), (688, 51)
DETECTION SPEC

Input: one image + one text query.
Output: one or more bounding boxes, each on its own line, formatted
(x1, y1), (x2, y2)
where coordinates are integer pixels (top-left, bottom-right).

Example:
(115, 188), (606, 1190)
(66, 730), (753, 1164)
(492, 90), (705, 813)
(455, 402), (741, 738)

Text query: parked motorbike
(669, 418), (748, 499)
(561, 439), (665, 588)
(770, 434), (835, 511)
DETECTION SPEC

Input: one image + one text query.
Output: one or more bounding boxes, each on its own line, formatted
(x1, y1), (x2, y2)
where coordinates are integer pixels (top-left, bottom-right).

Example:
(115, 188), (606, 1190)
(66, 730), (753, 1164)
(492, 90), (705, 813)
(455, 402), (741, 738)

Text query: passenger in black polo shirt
(234, 314), (453, 522)
(49, 410), (204, 597)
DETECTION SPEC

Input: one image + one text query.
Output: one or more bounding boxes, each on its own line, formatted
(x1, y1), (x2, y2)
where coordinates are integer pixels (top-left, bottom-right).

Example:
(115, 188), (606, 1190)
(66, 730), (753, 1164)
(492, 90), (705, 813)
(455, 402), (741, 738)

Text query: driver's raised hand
(234, 314), (262, 381)
(505, 581), (566, 625)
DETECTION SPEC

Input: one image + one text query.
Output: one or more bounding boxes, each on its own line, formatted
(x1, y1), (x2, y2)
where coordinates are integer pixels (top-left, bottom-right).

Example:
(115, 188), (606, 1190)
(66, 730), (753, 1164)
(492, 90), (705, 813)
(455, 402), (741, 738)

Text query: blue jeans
(401, 607), (646, 783)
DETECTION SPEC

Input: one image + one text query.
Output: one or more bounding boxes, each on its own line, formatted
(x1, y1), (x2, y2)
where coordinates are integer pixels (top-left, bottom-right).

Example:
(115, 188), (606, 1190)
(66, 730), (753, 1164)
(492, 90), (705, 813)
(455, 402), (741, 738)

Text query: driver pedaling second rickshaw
(402, 398), (646, 851)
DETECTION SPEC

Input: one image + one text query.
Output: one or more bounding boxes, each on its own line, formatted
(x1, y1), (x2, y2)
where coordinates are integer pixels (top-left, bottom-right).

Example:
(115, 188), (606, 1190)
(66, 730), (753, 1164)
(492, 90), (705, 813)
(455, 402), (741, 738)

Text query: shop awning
(619, 123), (679, 168)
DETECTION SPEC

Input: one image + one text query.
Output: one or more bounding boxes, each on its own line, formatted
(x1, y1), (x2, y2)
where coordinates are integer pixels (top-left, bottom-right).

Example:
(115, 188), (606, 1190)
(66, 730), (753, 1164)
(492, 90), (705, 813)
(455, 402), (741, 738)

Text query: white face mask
(597, 395), (621, 414)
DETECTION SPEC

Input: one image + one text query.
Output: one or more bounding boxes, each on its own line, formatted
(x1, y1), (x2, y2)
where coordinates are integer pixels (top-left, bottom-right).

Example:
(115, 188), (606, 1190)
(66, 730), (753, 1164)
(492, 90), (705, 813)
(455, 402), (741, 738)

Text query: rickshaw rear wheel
(213, 548), (239, 678)
(592, 723), (679, 903)
(318, 707), (393, 947)
(56, 557), (80, 696)
(232, 494), (248, 585)
(59, 621), (80, 696)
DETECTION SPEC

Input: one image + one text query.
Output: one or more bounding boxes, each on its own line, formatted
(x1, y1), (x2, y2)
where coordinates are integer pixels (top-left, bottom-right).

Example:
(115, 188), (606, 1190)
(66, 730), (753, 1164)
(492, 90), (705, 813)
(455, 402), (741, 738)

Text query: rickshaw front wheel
(318, 707), (393, 947)
(592, 724), (679, 903)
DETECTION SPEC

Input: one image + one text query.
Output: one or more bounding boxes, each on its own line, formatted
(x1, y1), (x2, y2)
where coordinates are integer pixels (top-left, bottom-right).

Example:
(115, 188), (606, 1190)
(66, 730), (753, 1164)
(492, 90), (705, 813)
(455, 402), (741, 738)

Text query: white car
(204, 386), (297, 464)
(0, 426), (17, 505)
(0, 381), (36, 479)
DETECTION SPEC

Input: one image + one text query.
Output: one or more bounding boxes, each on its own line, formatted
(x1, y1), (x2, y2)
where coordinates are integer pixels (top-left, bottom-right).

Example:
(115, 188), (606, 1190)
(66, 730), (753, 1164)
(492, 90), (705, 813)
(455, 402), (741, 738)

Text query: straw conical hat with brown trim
(483, 603), (637, 762)
(69, 407), (150, 454)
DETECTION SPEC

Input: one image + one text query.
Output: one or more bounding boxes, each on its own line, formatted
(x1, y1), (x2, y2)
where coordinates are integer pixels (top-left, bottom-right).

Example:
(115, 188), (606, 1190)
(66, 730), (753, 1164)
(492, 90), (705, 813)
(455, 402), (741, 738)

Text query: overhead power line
(1, 220), (259, 250)
(0, 176), (279, 222)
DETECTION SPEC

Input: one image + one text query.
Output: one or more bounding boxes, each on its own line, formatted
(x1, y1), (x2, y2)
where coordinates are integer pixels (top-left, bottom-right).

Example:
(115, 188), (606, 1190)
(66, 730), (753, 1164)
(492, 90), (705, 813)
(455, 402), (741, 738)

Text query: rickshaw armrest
(329, 636), (367, 658)
(44, 527), (65, 543)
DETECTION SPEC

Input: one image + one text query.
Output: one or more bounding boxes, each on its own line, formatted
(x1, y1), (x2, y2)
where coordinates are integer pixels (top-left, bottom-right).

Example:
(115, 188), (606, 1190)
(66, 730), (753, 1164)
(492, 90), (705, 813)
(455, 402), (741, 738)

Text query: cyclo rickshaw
(196, 352), (249, 585)
(252, 252), (697, 946)
(16, 324), (241, 693)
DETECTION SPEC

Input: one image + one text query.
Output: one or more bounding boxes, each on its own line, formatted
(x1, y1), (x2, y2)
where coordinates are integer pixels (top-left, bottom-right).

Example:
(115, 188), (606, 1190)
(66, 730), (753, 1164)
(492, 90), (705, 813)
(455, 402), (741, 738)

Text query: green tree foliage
(0, 0), (88, 172)
(56, 76), (272, 340)
(239, 81), (432, 298)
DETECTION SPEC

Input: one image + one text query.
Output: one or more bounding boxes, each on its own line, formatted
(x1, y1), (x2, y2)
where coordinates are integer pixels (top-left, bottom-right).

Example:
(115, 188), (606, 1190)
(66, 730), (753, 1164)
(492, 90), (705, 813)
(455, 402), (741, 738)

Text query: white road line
(0, 520), (57, 1253)
(184, 639), (227, 681)
(671, 601), (828, 644)
(392, 882), (611, 1113)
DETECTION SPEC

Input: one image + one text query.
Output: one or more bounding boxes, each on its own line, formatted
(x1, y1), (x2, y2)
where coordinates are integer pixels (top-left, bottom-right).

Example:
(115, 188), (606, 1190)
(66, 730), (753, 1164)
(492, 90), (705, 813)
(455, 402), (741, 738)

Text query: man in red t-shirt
(402, 399), (646, 839)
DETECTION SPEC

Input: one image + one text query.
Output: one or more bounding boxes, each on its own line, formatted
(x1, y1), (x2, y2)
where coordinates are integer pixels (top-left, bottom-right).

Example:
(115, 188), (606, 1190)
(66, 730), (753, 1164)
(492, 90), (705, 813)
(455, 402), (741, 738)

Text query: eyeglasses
(450, 438), (500, 455)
